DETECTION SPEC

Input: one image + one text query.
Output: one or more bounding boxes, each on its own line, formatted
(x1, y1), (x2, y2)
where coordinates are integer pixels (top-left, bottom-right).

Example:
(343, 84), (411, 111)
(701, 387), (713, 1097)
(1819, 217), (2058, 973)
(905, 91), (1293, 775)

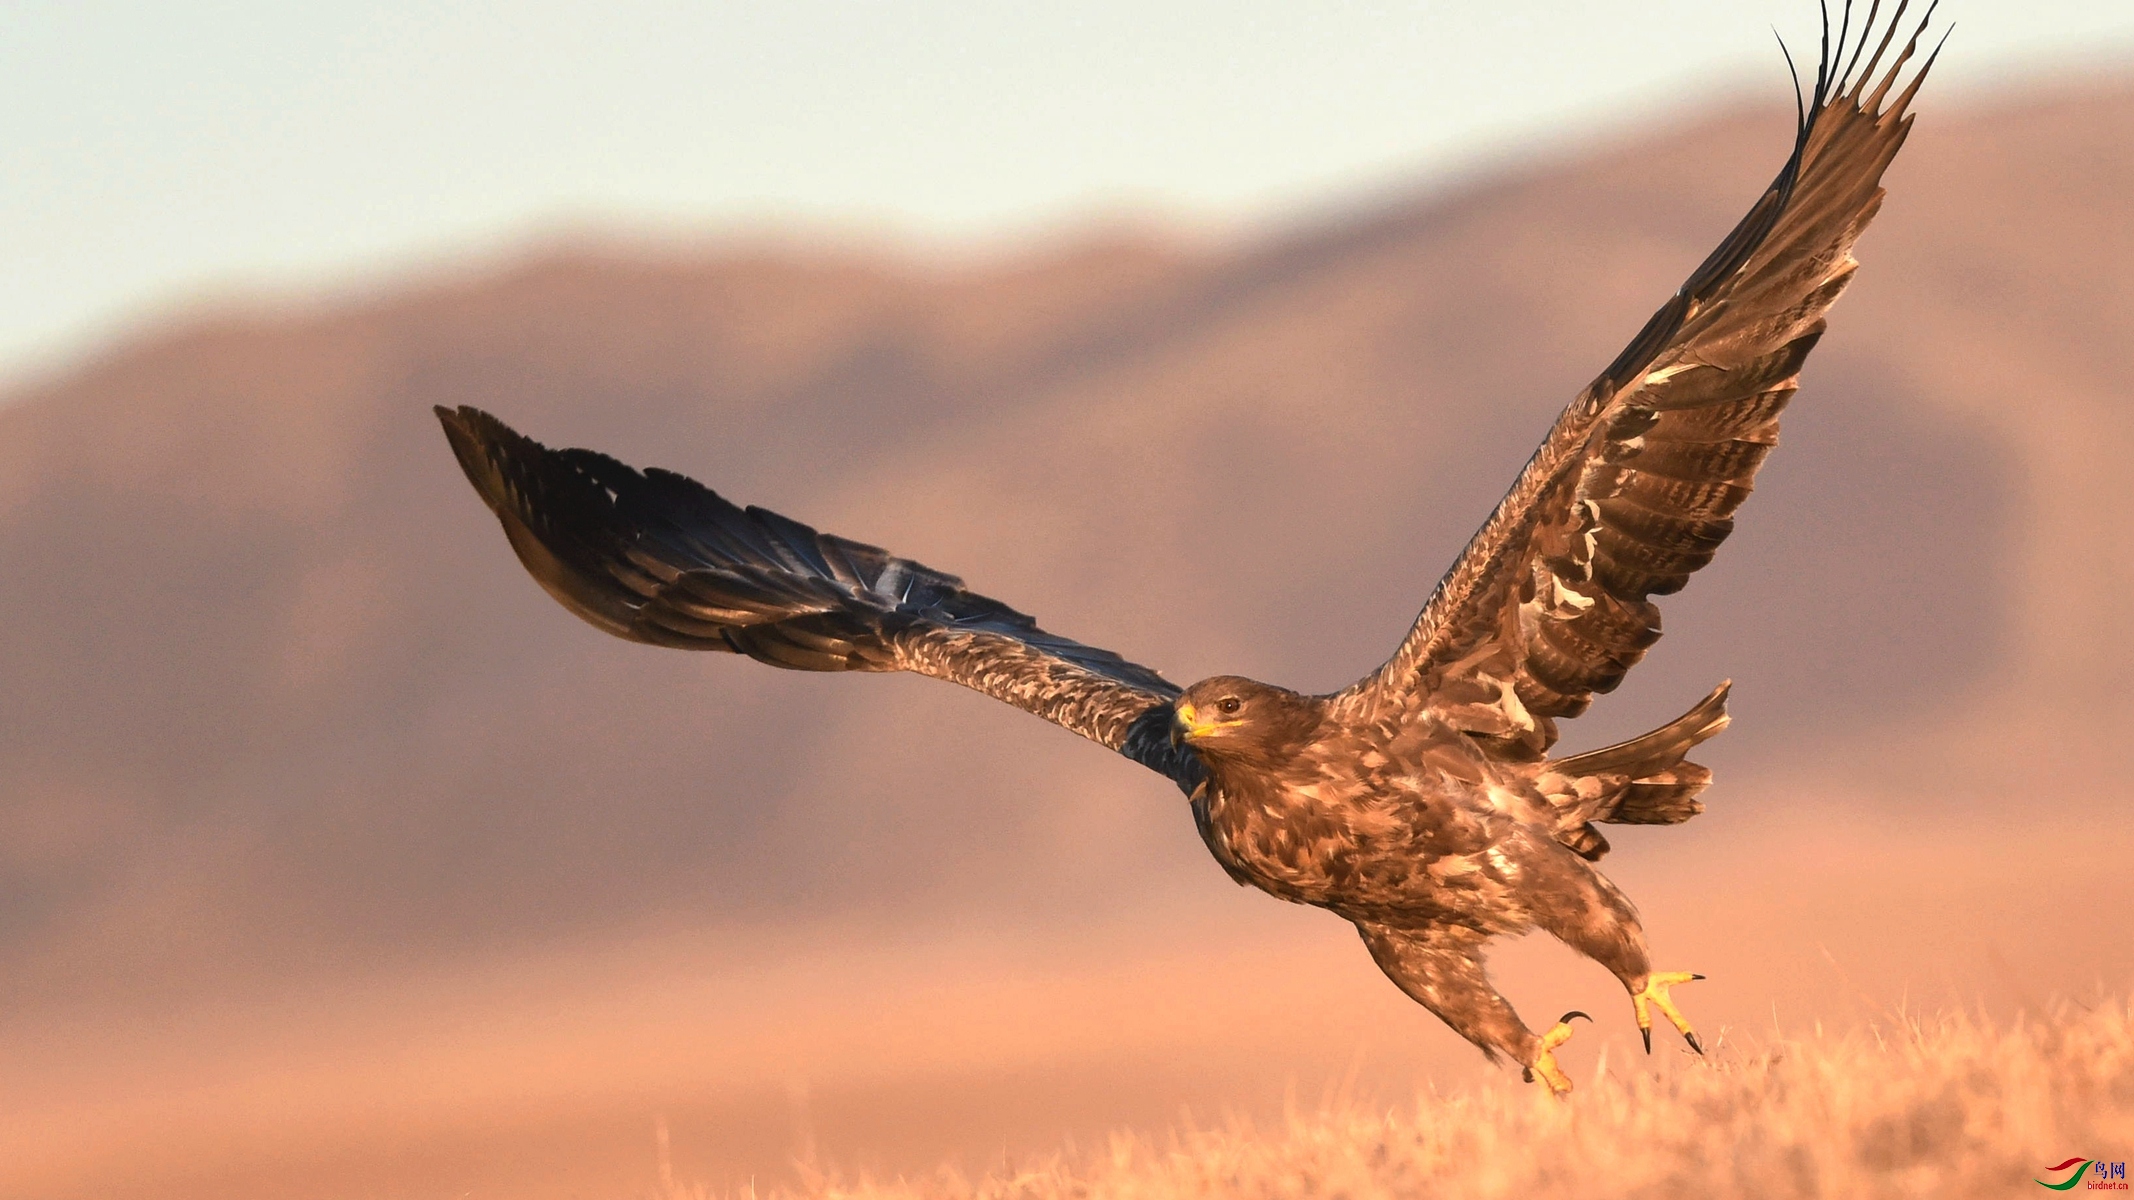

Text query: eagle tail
(1538, 682), (1731, 859)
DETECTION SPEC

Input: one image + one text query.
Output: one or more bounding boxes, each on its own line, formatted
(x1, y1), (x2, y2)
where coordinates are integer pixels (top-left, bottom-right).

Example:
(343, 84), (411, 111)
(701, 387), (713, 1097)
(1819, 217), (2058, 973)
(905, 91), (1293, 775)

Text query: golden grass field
(671, 996), (2134, 1200)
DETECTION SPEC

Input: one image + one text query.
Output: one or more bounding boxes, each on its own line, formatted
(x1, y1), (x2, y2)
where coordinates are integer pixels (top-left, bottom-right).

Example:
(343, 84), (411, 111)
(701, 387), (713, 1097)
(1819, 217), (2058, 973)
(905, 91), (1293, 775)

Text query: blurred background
(4, 2), (2132, 1197)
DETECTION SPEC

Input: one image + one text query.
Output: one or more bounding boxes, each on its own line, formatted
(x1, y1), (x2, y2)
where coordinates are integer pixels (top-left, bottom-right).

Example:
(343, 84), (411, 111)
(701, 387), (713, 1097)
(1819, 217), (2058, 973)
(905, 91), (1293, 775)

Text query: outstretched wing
(1336, 1), (1943, 759)
(435, 406), (1198, 788)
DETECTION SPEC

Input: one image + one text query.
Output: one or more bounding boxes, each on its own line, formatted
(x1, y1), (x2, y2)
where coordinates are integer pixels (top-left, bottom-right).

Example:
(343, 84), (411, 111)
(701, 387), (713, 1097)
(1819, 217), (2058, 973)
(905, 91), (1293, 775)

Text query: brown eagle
(437, 3), (1938, 1094)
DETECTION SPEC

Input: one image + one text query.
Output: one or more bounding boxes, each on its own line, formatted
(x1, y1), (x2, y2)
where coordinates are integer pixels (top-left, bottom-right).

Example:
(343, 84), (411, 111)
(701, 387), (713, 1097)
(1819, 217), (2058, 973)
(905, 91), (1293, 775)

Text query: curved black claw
(1685, 1030), (1705, 1056)
(1642, 1026), (1652, 1054)
(1560, 1010), (1592, 1024)
(1692, 973), (1707, 981)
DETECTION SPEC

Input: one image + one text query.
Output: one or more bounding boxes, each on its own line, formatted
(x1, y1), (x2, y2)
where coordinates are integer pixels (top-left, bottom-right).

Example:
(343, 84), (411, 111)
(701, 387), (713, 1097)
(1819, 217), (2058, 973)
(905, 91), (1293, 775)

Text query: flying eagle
(436, 3), (1938, 1094)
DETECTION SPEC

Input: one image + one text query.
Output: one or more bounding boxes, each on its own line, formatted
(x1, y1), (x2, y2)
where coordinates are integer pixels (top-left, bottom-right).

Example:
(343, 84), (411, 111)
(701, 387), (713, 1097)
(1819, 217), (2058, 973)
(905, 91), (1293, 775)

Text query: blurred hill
(3, 79), (2132, 1199)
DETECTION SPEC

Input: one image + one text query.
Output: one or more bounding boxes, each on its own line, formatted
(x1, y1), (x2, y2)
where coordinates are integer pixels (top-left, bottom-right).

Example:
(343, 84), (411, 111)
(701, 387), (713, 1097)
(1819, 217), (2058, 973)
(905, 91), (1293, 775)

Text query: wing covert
(1337, 0), (1943, 758)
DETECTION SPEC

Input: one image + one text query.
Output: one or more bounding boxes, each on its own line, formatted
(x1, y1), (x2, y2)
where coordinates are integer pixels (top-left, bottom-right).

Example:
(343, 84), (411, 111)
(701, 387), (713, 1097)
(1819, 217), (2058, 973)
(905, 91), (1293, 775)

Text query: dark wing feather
(436, 406), (1199, 788)
(1336, 0), (1942, 758)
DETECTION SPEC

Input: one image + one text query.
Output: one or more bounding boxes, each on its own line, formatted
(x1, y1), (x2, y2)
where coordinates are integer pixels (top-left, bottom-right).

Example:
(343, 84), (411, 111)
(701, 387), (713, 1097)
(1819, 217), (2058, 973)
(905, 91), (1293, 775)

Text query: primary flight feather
(437, 1), (1939, 1093)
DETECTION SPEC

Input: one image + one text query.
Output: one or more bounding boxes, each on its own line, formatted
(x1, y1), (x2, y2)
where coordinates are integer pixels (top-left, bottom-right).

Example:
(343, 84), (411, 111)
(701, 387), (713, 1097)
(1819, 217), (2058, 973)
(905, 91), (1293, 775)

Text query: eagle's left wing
(1335, 1), (1941, 759)
(436, 406), (1201, 790)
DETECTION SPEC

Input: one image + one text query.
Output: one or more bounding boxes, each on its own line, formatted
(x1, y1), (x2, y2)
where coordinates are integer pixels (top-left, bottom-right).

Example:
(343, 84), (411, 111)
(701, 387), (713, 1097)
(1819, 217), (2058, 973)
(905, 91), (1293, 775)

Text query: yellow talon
(1633, 971), (1705, 1055)
(1524, 1010), (1590, 1096)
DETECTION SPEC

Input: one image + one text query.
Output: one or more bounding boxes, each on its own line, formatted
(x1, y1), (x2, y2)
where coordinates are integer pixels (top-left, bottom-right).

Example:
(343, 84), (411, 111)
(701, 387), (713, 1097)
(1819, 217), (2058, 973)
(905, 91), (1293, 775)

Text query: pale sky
(4, 1), (2129, 384)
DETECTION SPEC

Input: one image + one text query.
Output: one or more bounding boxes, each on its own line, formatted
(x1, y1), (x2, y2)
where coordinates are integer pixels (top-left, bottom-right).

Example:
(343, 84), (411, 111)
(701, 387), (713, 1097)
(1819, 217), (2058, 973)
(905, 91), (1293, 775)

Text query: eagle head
(1171, 676), (1323, 765)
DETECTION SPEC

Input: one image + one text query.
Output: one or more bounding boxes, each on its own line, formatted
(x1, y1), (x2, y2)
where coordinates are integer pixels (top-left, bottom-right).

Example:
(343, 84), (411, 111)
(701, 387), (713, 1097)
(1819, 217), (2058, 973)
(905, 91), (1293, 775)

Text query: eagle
(436, 2), (1938, 1095)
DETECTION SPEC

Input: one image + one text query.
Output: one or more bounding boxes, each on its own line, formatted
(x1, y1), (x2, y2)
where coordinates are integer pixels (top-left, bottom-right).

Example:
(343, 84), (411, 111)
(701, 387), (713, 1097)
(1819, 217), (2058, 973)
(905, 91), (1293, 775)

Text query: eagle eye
(1217, 696), (1242, 716)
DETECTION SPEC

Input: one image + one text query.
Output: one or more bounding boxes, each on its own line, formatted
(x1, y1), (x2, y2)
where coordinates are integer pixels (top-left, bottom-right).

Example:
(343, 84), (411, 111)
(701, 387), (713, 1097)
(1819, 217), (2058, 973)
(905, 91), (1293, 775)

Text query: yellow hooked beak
(1170, 700), (1221, 747)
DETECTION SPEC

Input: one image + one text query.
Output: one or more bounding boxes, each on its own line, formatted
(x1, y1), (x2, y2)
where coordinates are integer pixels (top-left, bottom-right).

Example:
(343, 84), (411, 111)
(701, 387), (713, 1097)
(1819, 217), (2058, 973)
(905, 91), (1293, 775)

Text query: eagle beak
(1171, 701), (1215, 748)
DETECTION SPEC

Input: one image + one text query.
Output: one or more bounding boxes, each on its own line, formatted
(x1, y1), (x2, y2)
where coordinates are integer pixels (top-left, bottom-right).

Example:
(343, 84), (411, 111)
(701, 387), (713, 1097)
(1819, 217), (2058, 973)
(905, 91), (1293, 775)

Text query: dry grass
(666, 996), (2134, 1200)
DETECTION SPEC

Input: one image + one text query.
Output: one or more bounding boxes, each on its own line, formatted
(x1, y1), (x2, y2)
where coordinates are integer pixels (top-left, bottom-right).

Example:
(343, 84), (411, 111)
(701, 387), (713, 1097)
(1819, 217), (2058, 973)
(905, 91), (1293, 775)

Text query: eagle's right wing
(435, 407), (1201, 791)
(1336, 1), (1941, 759)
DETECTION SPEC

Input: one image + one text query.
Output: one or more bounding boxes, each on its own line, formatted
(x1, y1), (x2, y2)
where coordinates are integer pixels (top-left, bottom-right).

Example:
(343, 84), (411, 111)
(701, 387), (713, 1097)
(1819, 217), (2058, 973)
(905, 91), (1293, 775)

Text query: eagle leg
(1521, 1010), (1592, 1096)
(1632, 971), (1706, 1054)
(1356, 922), (1578, 1088)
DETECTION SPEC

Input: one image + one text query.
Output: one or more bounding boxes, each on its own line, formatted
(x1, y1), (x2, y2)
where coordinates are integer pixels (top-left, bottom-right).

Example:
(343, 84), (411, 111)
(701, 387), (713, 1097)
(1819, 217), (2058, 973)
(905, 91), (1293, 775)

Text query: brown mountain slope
(3, 84), (2127, 992)
(2, 76), (2132, 1198)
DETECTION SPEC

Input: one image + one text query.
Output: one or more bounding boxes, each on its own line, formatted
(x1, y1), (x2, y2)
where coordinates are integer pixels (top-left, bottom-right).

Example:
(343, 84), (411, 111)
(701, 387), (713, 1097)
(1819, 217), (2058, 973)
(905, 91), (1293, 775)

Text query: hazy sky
(5, 1), (2129, 382)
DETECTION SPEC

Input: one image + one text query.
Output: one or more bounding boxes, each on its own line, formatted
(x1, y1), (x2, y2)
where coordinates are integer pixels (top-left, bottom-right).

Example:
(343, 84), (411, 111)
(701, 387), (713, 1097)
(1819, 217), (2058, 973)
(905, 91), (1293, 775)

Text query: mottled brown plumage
(435, 2), (1938, 1093)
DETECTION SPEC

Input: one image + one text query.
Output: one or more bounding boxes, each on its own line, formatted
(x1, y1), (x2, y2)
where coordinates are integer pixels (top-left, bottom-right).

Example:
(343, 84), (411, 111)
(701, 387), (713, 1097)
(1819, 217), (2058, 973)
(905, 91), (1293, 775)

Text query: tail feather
(1536, 681), (1731, 860)
(1550, 681), (1731, 779)
(1611, 763), (1715, 825)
